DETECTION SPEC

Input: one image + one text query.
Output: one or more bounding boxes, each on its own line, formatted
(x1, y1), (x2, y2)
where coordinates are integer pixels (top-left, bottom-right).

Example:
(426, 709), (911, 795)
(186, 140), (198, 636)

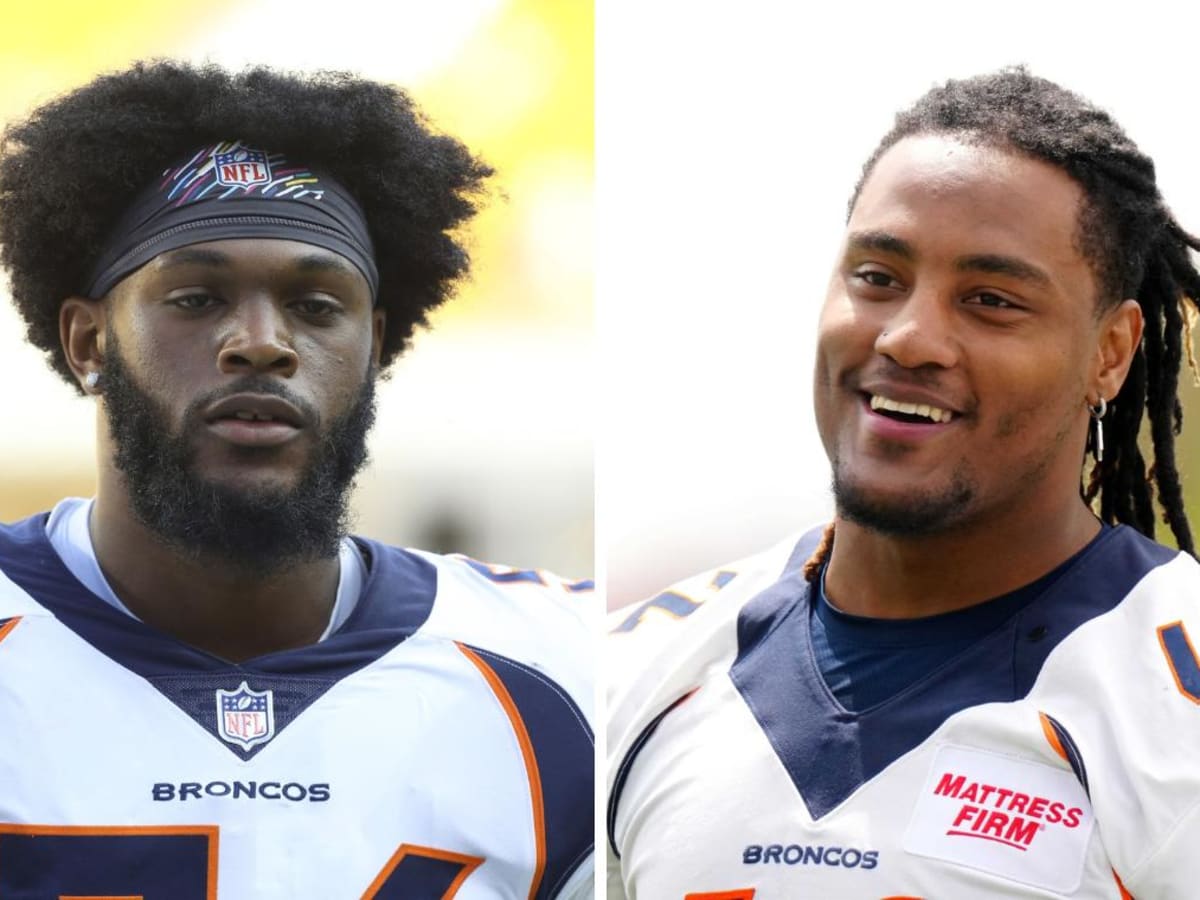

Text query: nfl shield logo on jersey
(216, 681), (275, 751)
(212, 146), (271, 188)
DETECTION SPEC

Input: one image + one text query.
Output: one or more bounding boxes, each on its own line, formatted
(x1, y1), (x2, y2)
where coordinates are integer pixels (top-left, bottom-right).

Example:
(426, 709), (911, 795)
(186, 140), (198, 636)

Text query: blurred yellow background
(0, 0), (594, 576)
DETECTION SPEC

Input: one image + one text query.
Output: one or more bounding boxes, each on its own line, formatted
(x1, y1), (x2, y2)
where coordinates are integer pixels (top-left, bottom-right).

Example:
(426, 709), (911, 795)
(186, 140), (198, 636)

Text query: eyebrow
(845, 230), (915, 259)
(845, 230), (1052, 287)
(293, 253), (359, 278)
(955, 253), (1052, 288)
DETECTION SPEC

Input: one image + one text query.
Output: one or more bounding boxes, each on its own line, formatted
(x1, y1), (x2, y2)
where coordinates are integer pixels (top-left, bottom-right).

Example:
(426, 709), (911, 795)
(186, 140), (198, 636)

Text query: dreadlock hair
(0, 60), (493, 388)
(805, 66), (1200, 579)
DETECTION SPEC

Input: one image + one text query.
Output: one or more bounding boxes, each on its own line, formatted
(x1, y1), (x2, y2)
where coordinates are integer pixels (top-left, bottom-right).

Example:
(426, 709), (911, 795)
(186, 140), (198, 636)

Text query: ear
(370, 308), (387, 368)
(1092, 298), (1144, 403)
(60, 296), (108, 394)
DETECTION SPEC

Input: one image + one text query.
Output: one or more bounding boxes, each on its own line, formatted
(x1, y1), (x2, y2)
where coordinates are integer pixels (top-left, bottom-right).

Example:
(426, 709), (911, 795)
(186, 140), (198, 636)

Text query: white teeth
(869, 394), (953, 424)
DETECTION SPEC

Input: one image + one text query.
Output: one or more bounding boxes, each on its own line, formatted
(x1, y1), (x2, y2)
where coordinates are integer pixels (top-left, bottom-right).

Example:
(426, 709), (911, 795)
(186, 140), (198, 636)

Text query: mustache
(183, 376), (321, 431)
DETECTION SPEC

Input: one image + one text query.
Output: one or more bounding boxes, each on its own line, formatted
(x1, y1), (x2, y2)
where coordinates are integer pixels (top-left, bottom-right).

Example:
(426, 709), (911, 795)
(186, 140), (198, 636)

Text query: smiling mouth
(867, 394), (955, 424)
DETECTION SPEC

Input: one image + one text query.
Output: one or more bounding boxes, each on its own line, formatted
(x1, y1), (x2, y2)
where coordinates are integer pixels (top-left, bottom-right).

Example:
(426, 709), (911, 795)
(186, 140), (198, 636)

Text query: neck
(90, 475), (341, 663)
(823, 496), (1100, 619)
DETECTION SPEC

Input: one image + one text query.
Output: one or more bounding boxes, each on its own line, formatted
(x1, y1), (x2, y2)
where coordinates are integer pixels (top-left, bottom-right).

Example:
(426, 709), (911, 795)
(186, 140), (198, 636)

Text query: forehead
(849, 135), (1090, 282)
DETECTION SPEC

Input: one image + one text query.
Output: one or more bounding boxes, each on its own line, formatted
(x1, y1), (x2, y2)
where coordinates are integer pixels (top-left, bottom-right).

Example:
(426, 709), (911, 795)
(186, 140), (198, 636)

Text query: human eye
(290, 296), (343, 319)
(849, 266), (903, 292)
(167, 291), (222, 311)
(963, 291), (1022, 310)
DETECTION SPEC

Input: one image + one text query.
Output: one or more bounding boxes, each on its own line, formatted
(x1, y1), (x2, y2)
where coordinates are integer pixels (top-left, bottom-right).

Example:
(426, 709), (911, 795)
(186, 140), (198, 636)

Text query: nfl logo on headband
(213, 146), (271, 189)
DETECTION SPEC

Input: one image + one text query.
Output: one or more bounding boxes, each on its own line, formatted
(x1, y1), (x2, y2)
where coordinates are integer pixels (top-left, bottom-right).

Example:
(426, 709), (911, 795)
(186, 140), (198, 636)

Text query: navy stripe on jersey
(607, 688), (696, 858)
(730, 525), (1175, 819)
(463, 645), (594, 899)
(1043, 713), (1090, 797)
(0, 514), (437, 759)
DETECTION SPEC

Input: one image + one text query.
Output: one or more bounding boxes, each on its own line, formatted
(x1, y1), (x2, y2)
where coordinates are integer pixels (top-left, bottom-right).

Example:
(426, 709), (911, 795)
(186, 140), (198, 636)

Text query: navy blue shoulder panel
(0, 516), (438, 758)
(730, 525), (1175, 819)
(462, 645), (593, 900)
(607, 529), (824, 859)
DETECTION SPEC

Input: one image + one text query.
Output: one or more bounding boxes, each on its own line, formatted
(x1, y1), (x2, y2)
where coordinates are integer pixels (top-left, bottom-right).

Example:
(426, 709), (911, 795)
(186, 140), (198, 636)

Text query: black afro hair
(0, 59), (494, 387)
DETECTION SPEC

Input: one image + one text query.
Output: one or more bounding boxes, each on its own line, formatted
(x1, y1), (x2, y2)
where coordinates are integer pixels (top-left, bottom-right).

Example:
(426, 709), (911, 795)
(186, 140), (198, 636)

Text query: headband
(84, 140), (379, 301)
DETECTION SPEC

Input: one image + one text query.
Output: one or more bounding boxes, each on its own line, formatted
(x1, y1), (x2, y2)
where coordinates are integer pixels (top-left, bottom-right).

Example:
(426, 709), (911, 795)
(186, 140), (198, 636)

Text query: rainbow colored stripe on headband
(159, 141), (325, 206)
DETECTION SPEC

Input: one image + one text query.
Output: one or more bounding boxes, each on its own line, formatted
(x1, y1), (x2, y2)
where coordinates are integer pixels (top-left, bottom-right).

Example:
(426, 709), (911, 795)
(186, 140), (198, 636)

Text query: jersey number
(1158, 620), (1200, 703)
(0, 827), (484, 899)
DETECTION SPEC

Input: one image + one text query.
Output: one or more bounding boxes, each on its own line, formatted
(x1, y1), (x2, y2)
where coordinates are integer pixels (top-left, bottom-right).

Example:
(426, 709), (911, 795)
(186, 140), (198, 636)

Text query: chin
(832, 468), (975, 538)
(200, 465), (305, 498)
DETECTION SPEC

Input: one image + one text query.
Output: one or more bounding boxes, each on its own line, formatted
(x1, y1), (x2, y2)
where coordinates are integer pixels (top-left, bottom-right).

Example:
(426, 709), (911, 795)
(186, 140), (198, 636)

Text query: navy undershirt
(811, 528), (1106, 712)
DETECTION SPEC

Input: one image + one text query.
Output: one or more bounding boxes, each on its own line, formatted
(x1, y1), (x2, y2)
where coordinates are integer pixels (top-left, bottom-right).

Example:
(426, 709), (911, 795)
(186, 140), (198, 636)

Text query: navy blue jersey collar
(0, 513), (439, 759)
(730, 524), (1176, 818)
(0, 513), (438, 675)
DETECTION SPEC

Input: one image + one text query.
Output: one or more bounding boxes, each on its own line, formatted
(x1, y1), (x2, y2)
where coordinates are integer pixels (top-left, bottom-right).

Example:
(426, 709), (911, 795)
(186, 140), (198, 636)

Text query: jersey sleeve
(1042, 550), (1200, 895)
(1124, 798), (1200, 898)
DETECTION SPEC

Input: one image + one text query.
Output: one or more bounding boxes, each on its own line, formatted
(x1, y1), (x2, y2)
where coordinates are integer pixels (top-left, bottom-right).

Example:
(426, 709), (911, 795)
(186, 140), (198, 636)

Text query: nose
(873, 284), (959, 369)
(216, 298), (299, 377)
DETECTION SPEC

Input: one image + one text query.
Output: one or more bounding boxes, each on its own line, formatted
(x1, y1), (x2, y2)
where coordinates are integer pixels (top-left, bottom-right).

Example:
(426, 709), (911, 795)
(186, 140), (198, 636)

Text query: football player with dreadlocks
(0, 61), (593, 898)
(608, 67), (1200, 898)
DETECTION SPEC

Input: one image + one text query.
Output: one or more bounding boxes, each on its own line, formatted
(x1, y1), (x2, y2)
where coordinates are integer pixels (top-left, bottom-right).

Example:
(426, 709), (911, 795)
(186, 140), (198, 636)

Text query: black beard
(101, 334), (377, 574)
(832, 465), (975, 537)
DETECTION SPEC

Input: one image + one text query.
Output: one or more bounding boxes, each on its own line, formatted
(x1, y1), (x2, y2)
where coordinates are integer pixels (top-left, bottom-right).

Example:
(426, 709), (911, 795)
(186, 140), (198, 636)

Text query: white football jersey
(607, 525), (1200, 899)
(0, 512), (595, 899)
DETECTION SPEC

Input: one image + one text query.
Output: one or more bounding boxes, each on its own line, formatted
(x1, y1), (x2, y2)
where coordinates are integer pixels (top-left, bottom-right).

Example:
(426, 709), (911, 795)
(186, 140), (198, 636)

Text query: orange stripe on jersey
(1039, 711), (1070, 762)
(456, 642), (546, 900)
(0, 616), (22, 646)
(363, 843), (484, 898)
(0, 824), (218, 899)
(685, 891), (756, 900)
(1113, 868), (1134, 899)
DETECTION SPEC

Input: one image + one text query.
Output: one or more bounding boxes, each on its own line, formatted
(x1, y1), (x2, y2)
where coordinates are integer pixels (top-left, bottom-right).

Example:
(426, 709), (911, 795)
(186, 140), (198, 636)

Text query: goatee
(831, 464), (975, 537)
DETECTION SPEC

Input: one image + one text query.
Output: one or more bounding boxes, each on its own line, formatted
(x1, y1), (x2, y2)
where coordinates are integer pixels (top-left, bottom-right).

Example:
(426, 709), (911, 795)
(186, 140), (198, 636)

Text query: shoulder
(0, 512), (53, 551)
(0, 513), (63, 618)
(359, 538), (596, 722)
(609, 528), (822, 635)
(1035, 524), (1200, 674)
(608, 528), (821, 672)
(606, 528), (822, 753)
(1038, 524), (1197, 644)
(1023, 530), (1200, 886)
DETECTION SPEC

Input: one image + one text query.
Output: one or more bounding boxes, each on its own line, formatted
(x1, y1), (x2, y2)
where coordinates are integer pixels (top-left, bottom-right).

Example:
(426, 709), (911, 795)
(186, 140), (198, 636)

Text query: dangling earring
(84, 371), (102, 392)
(1088, 396), (1107, 464)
